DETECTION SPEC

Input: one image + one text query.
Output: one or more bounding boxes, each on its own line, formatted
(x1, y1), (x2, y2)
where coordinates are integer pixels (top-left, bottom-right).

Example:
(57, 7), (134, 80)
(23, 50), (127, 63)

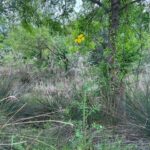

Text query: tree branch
(90, 0), (103, 7)
(120, 0), (145, 11)
(90, 0), (109, 12)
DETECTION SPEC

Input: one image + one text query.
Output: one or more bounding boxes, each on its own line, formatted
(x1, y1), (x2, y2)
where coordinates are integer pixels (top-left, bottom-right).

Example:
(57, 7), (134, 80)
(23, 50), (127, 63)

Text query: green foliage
(4, 26), (71, 69)
(1, 0), (76, 29)
(126, 78), (150, 135)
(67, 9), (108, 53)
(0, 75), (14, 99)
(115, 4), (148, 78)
(5, 26), (50, 60)
(0, 1), (150, 150)
(116, 28), (141, 77)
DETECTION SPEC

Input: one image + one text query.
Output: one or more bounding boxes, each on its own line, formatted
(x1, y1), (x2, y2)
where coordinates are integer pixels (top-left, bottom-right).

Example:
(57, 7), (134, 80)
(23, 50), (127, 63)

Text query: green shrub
(126, 75), (150, 135)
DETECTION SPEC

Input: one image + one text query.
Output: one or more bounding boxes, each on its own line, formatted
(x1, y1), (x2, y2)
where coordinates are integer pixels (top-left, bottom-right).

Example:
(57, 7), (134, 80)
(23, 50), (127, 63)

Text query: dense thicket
(0, 0), (150, 149)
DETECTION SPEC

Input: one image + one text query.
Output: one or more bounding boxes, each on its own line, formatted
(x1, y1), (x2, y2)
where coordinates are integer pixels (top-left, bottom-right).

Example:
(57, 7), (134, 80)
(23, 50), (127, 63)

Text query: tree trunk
(109, 0), (120, 63)
(108, 0), (123, 119)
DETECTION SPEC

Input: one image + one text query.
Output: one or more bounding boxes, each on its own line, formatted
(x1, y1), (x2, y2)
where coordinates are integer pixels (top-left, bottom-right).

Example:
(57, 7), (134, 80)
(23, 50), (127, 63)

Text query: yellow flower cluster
(75, 34), (85, 44)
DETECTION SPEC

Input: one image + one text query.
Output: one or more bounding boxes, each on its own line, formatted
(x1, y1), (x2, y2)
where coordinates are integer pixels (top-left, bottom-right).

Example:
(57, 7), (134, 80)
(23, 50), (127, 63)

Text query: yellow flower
(77, 38), (82, 44)
(81, 36), (85, 41)
(78, 34), (84, 39)
(75, 34), (85, 44)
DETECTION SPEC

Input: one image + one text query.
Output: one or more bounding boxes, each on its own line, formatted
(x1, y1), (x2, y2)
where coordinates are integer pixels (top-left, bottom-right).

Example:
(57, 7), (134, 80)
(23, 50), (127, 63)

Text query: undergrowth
(0, 62), (150, 150)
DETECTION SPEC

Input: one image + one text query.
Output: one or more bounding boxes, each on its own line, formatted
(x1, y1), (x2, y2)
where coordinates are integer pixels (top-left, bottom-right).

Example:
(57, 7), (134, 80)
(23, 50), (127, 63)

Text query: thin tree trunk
(109, 0), (120, 63)
(109, 0), (122, 118)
